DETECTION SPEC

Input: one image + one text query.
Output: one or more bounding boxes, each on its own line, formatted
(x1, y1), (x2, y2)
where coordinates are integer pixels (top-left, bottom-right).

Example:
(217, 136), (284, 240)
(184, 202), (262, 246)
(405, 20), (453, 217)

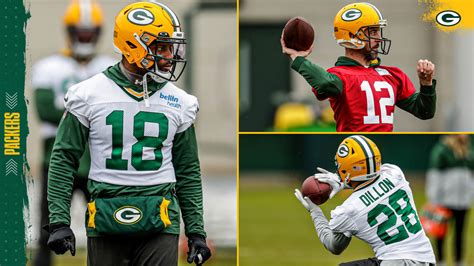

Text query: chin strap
(141, 72), (151, 108)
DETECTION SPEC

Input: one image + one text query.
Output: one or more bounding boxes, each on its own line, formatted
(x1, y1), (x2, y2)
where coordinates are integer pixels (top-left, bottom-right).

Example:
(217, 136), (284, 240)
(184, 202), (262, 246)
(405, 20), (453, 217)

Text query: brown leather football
(301, 176), (331, 205)
(283, 17), (315, 51)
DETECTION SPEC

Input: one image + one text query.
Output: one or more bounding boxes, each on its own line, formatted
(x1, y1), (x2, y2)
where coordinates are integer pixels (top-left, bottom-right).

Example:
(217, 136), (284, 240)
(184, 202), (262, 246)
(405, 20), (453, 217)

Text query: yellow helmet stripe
(350, 135), (375, 175)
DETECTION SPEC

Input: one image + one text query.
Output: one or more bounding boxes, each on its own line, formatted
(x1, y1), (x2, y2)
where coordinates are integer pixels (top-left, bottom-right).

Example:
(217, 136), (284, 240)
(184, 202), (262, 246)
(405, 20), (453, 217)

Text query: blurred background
(239, 0), (474, 132)
(240, 134), (474, 266)
(25, 0), (236, 265)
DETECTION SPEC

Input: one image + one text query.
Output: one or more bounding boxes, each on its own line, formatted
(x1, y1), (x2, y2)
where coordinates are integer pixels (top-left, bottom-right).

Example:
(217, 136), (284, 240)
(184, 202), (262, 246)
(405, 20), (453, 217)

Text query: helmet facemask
(67, 26), (101, 60)
(356, 22), (391, 56)
(134, 31), (187, 84)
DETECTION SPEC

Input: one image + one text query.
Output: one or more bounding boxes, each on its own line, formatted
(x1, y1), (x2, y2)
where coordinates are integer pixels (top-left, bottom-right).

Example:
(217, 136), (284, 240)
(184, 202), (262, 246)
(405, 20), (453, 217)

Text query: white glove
(314, 167), (343, 199)
(294, 189), (320, 213)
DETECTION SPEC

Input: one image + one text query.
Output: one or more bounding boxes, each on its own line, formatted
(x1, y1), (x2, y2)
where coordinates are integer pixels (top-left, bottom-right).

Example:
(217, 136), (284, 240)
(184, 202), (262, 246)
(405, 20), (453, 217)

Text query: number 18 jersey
(326, 65), (416, 132)
(328, 164), (435, 263)
(65, 72), (198, 186)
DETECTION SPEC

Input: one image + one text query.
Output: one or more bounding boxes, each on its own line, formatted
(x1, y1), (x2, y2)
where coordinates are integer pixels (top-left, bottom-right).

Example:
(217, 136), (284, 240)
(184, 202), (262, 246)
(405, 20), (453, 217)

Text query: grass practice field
(240, 174), (474, 266)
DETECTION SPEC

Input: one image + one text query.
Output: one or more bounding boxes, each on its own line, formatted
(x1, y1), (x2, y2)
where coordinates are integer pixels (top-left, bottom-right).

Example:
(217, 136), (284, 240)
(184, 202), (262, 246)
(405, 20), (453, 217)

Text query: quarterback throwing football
(282, 2), (436, 132)
(46, 2), (211, 265)
(295, 135), (436, 265)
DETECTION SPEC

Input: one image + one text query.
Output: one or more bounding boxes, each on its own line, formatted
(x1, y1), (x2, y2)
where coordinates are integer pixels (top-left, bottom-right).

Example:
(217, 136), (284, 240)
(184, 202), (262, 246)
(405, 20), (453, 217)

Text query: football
(301, 176), (331, 205)
(283, 17), (315, 51)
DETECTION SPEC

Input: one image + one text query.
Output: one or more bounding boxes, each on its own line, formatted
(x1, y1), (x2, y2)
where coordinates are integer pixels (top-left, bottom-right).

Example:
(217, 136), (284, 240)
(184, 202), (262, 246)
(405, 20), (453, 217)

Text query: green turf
(240, 176), (474, 266)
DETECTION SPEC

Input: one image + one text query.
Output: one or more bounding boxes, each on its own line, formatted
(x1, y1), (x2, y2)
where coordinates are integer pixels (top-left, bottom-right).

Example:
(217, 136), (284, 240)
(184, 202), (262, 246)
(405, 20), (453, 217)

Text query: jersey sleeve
(64, 84), (91, 128)
(177, 95), (199, 133)
(31, 60), (53, 90)
(291, 56), (343, 100)
(172, 125), (206, 237)
(328, 205), (358, 237)
(390, 67), (416, 101)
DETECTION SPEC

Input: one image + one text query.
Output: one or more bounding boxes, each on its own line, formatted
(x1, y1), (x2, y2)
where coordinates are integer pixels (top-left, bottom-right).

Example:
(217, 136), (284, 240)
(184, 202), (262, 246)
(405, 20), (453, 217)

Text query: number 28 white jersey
(64, 73), (198, 186)
(329, 164), (435, 263)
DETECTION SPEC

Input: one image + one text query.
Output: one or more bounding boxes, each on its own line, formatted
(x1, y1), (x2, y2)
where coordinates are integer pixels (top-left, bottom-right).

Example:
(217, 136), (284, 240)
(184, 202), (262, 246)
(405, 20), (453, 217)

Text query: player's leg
(33, 167), (52, 266)
(131, 233), (179, 266)
(87, 235), (134, 266)
(453, 209), (468, 263)
(339, 258), (380, 266)
(435, 237), (444, 262)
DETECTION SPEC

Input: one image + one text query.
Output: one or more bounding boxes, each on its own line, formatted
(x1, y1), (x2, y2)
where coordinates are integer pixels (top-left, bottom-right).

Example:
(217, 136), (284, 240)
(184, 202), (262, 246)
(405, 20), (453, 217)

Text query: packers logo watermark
(337, 144), (350, 158)
(342, 9), (362, 21)
(114, 206), (143, 225)
(436, 10), (461, 27)
(128, 8), (154, 25)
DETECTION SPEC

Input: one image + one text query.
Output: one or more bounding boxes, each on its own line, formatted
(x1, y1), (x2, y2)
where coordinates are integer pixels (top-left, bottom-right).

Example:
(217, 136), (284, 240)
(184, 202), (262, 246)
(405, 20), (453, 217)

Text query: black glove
(187, 234), (211, 265)
(46, 223), (76, 256)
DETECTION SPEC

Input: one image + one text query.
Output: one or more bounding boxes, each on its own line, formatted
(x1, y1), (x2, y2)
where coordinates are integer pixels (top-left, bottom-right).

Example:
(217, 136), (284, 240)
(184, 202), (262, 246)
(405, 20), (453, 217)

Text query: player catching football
(295, 135), (436, 265)
(281, 2), (436, 132)
(45, 2), (211, 265)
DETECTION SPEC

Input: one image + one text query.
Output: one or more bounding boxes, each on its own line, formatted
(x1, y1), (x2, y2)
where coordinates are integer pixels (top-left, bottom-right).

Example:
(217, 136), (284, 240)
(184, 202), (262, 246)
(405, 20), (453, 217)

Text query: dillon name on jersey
(64, 73), (199, 186)
(328, 164), (435, 263)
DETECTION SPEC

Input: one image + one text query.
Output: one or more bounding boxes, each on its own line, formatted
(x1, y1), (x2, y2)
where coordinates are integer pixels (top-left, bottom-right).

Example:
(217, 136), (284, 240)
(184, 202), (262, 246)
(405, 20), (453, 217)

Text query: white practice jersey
(64, 73), (199, 186)
(31, 54), (116, 138)
(329, 164), (435, 263)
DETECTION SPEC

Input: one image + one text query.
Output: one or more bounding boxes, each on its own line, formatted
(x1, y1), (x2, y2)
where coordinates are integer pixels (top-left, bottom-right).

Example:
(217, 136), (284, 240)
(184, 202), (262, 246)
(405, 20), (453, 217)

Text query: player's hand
(187, 234), (212, 265)
(314, 167), (344, 199)
(281, 33), (313, 61)
(46, 224), (76, 256)
(294, 189), (320, 213)
(416, 59), (435, 86)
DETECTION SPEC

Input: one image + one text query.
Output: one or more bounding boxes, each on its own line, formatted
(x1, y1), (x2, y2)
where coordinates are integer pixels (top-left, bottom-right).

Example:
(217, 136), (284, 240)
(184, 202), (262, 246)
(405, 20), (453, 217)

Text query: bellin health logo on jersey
(160, 92), (181, 109)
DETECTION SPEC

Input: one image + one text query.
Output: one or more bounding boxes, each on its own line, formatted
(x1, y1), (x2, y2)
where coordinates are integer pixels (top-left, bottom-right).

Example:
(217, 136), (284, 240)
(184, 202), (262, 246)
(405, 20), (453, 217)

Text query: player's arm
(172, 125), (205, 237)
(396, 82), (436, 120)
(291, 57), (344, 98)
(47, 112), (88, 226)
(294, 190), (351, 255)
(172, 125), (212, 264)
(34, 88), (65, 125)
(396, 60), (436, 119)
(281, 35), (343, 98)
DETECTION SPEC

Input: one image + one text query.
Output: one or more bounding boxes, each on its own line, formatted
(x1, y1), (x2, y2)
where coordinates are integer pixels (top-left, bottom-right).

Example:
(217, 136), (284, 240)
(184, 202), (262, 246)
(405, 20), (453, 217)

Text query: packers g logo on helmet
(341, 9), (362, 21)
(333, 2), (391, 55)
(337, 144), (350, 158)
(127, 8), (155, 25)
(335, 135), (381, 189)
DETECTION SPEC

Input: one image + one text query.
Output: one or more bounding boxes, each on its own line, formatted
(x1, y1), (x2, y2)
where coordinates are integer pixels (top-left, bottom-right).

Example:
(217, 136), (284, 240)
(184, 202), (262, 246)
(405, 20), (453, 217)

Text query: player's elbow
(325, 244), (345, 255)
(417, 110), (435, 120)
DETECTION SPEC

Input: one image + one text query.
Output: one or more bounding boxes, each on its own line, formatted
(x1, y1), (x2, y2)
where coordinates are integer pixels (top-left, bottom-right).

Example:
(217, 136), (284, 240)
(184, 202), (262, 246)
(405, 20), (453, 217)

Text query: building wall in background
(240, 134), (474, 176)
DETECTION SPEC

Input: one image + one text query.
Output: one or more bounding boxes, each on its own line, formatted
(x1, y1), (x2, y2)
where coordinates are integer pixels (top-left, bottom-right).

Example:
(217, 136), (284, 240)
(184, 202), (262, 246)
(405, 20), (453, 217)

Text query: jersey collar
(103, 63), (166, 101)
(335, 56), (382, 67)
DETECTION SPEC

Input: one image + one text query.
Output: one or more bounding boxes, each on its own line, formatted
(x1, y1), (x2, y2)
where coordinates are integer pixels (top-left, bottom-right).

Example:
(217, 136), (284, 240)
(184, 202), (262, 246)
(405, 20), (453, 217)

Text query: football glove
(187, 234), (211, 265)
(314, 167), (344, 199)
(294, 189), (321, 213)
(46, 223), (76, 256)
